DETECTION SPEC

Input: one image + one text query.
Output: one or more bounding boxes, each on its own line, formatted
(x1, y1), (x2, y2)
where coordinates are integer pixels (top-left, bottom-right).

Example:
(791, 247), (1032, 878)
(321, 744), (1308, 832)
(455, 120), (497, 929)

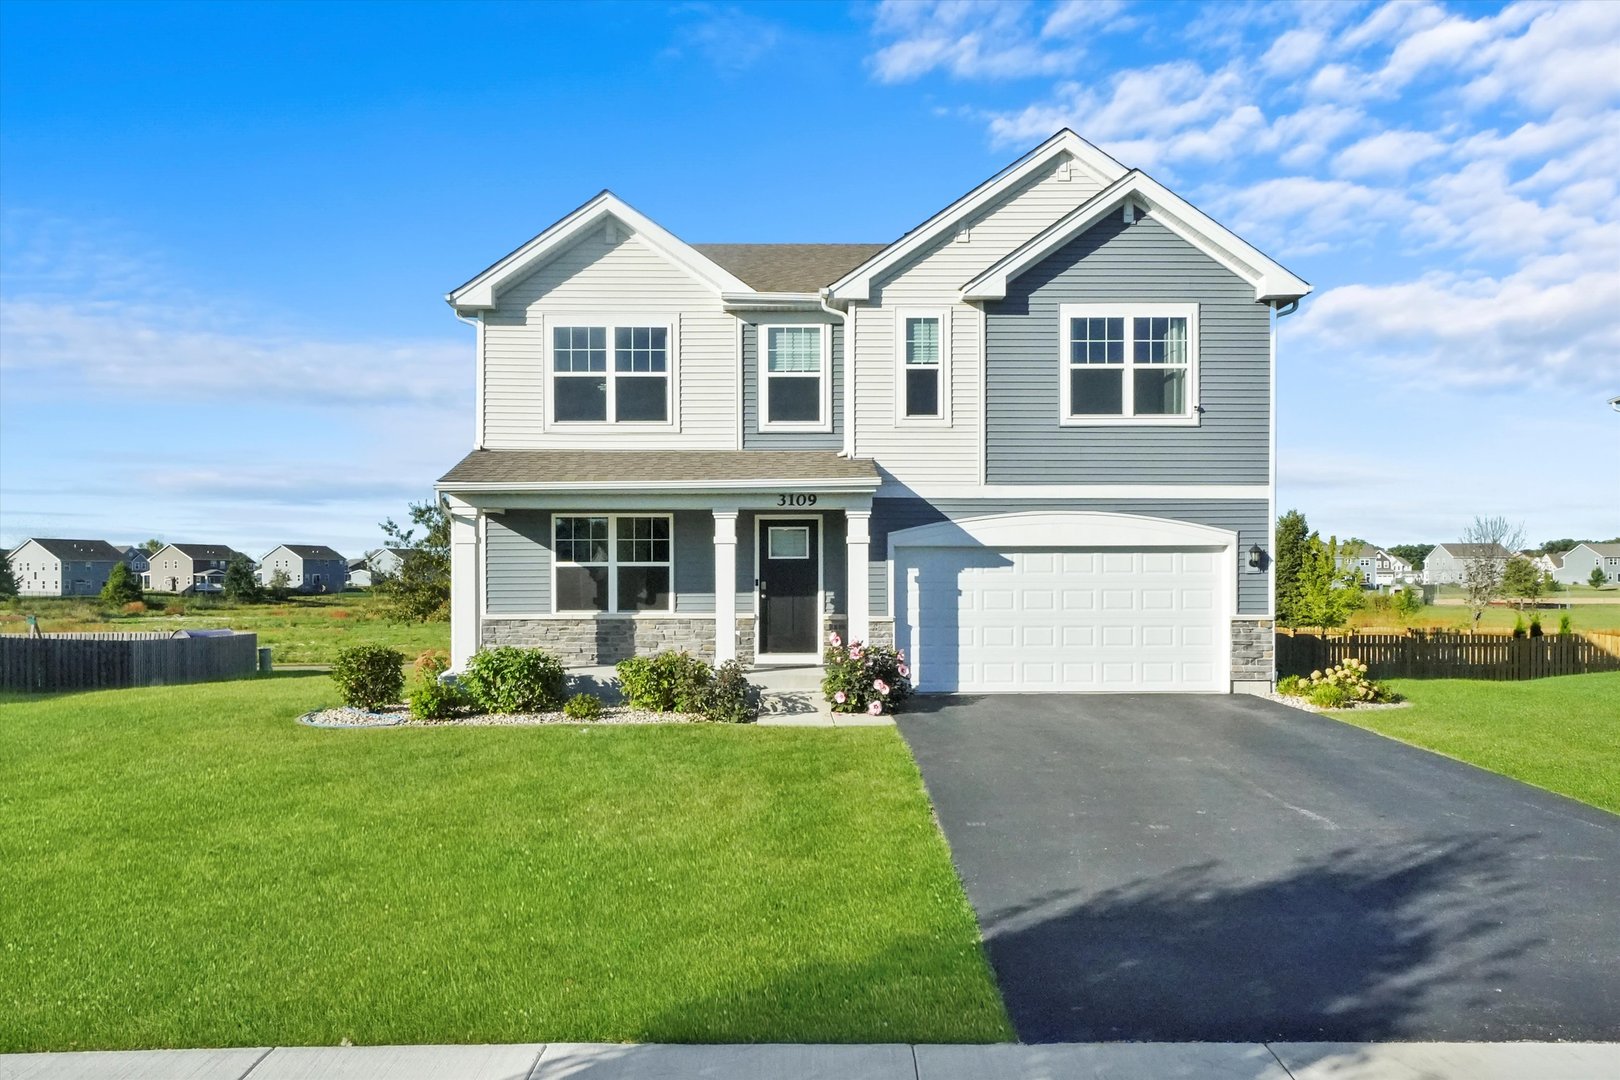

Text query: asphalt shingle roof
(19, 538), (125, 562)
(439, 450), (880, 486)
(275, 544), (345, 560)
(693, 244), (889, 293)
(1433, 543), (1513, 558)
(168, 544), (244, 561)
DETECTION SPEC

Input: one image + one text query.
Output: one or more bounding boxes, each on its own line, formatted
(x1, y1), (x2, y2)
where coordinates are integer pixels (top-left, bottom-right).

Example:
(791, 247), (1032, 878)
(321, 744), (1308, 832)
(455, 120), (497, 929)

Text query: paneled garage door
(898, 547), (1227, 693)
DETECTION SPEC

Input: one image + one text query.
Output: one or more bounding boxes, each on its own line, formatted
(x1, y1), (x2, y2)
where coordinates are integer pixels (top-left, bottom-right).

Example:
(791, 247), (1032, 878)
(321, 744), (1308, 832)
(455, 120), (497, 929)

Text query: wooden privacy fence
(0, 631), (260, 692)
(1276, 630), (1620, 681)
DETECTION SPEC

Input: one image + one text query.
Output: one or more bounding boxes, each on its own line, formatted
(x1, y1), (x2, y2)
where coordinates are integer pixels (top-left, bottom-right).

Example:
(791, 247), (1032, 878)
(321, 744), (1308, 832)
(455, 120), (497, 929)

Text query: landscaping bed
(299, 704), (702, 727)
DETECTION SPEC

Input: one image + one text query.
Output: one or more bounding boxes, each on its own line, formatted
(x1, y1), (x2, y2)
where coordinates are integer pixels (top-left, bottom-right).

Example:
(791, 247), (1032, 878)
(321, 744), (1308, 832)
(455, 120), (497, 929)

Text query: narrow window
(764, 325), (823, 426)
(554, 516), (610, 611)
(1068, 316), (1125, 415)
(613, 326), (668, 422)
(552, 327), (607, 422)
(903, 316), (942, 418)
(614, 516), (671, 613)
(1131, 315), (1189, 416)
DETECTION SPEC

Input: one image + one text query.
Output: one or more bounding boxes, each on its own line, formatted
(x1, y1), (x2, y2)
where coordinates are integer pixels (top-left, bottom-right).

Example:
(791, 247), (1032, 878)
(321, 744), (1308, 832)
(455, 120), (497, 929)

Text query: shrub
(330, 645), (406, 710)
(100, 562), (143, 607)
(1511, 614), (1527, 639)
(1292, 657), (1395, 706)
(408, 677), (462, 721)
(822, 633), (913, 715)
(1307, 682), (1351, 709)
(1591, 567), (1609, 589)
(616, 650), (713, 713)
(563, 692), (603, 721)
(1558, 612), (1573, 637)
(413, 649), (450, 681)
(1529, 614), (1543, 638)
(164, 603), (185, 616)
(1393, 585), (1424, 619)
(461, 646), (566, 713)
(1276, 674), (1305, 697)
(122, 601), (146, 614)
(705, 660), (757, 724)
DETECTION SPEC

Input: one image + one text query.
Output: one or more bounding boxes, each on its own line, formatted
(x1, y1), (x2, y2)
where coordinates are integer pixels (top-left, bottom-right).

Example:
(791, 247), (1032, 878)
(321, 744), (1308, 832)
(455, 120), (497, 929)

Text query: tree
(221, 555), (264, 603)
(1458, 515), (1525, 630)
(0, 550), (17, 599)
(1275, 509), (1311, 627)
(100, 561), (143, 606)
(140, 538), (165, 555)
(1539, 539), (1580, 555)
(1592, 566), (1610, 589)
(1388, 543), (1435, 572)
(373, 499), (451, 622)
(1501, 557), (1547, 609)
(267, 568), (292, 601)
(1292, 534), (1365, 632)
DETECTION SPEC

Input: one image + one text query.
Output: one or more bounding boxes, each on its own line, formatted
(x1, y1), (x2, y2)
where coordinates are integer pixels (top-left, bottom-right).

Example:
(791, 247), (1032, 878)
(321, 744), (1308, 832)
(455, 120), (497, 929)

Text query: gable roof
(693, 244), (888, 293)
(1573, 542), (1620, 557)
(14, 538), (125, 562)
(827, 130), (1129, 302)
(159, 543), (244, 562)
(447, 191), (752, 312)
(1433, 543), (1513, 559)
(962, 169), (1311, 304)
(267, 544), (345, 561)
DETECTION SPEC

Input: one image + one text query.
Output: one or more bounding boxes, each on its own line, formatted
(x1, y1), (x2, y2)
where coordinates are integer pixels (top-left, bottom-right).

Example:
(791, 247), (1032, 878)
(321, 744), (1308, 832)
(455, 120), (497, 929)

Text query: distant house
(258, 545), (347, 594)
(1336, 544), (1416, 588)
(122, 546), (150, 575)
(1422, 543), (1513, 586)
(364, 547), (412, 579)
(346, 557), (372, 589)
(6, 538), (126, 597)
(1555, 542), (1620, 586)
(1522, 550), (1562, 577)
(147, 543), (247, 594)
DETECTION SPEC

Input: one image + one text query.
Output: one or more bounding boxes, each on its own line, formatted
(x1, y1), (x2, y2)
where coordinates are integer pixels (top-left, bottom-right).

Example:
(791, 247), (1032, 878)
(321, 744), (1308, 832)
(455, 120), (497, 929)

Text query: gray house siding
(740, 321), (843, 450)
(867, 496), (1270, 617)
(984, 211), (1270, 484)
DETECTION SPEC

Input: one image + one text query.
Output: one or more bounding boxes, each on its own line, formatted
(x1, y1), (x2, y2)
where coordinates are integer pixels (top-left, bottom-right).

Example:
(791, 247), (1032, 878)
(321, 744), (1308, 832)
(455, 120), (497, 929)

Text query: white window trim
(1057, 302), (1200, 427)
(767, 525), (811, 560)
(758, 322), (833, 433)
(550, 512), (676, 615)
(542, 315), (680, 431)
(894, 308), (951, 426)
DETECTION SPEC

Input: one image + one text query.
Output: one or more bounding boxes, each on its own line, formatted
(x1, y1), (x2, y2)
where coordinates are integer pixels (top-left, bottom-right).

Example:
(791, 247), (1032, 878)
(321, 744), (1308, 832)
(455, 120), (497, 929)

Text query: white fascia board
(435, 476), (882, 495)
(721, 292), (825, 312)
(447, 192), (753, 311)
(962, 171), (1312, 304)
(826, 129), (1128, 302)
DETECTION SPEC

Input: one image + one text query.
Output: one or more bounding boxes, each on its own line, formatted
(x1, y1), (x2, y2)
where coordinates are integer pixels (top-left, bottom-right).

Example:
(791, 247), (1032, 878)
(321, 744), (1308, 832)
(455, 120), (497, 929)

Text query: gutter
(820, 288), (855, 458)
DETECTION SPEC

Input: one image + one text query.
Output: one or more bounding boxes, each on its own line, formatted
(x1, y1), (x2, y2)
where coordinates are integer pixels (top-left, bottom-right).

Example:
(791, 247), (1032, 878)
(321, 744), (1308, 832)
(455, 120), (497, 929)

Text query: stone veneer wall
(1231, 617), (1274, 693)
(735, 616), (756, 668)
(821, 616), (895, 650)
(483, 618), (716, 666)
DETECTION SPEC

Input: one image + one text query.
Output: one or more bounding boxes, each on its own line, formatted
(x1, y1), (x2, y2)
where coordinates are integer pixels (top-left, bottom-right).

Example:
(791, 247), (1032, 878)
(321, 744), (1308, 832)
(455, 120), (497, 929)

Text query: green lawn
(1349, 596), (1620, 633)
(0, 593), (447, 664)
(0, 675), (1009, 1051)
(1333, 672), (1620, 813)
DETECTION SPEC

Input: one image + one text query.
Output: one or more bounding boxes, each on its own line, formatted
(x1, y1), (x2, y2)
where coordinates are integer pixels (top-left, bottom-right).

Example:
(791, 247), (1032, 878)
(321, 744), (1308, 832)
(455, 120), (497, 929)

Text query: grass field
(0, 674), (1010, 1051)
(0, 593), (446, 664)
(1348, 592), (1620, 633)
(1333, 672), (1620, 814)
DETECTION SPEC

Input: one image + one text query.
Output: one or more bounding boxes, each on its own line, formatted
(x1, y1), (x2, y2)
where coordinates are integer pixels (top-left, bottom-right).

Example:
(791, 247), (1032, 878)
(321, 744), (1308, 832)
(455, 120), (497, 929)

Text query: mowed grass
(1349, 595), (1620, 633)
(0, 593), (447, 664)
(1332, 672), (1620, 814)
(0, 675), (1009, 1050)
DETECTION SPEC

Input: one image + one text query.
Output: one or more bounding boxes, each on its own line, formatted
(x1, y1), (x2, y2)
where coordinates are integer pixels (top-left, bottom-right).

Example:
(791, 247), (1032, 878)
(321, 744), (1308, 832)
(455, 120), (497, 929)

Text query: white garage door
(898, 546), (1227, 693)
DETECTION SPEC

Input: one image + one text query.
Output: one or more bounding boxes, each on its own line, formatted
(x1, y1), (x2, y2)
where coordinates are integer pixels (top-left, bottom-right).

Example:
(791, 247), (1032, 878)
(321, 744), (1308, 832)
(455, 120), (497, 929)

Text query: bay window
(551, 322), (671, 424)
(761, 324), (828, 430)
(553, 514), (672, 613)
(1059, 303), (1197, 424)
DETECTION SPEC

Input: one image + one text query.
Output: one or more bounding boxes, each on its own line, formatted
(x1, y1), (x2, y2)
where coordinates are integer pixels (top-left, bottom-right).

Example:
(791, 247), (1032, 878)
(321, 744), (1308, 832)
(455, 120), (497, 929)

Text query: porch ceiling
(437, 449), (880, 491)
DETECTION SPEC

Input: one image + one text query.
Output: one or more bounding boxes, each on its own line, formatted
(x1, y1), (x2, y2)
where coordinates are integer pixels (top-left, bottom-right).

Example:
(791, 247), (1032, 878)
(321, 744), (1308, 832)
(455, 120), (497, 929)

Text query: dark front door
(758, 519), (819, 655)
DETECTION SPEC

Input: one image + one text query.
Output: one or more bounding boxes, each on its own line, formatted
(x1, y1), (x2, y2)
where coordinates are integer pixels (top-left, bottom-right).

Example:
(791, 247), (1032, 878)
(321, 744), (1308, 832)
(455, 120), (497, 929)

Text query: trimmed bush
(1307, 682), (1351, 709)
(331, 645), (406, 710)
(461, 646), (566, 713)
(706, 660), (757, 724)
(616, 651), (713, 713)
(563, 693), (603, 721)
(1291, 657), (1395, 706)
(408, 678), (462, 721)
(822, 633), (913, 715)
(1559, 612), (1573, 637)
(1276, 674), (1304, 697)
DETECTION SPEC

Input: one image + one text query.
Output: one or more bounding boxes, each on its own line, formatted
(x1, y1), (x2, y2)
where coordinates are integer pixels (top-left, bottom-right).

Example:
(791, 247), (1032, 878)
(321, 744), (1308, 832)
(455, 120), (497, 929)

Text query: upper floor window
(761, 324), (830, 431)
(1059, 303), (1198, 426)
(898, 311), (949, 422)
(551, 323), (671, 425)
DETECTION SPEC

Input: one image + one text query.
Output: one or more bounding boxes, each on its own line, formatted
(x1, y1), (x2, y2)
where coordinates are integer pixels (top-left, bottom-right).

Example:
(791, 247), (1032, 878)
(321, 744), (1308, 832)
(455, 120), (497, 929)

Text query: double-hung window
(897, 310), (948, 421)
(553, 514), (672, 613)
(760, 324), (829, 430)
(551, 322), (671, 424)
(1059, 303), (1198, 424)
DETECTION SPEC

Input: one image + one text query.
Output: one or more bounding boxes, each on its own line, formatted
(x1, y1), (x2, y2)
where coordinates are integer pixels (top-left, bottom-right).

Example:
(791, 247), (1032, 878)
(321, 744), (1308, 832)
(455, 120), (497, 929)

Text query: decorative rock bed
(1264, 693), (1412, 715)
(297, 705), (703, 728)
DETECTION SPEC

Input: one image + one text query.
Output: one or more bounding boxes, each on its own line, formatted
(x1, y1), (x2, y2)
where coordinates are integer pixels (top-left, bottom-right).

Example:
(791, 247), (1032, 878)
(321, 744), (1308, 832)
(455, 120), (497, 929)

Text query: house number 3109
(777, 493), (818, 507)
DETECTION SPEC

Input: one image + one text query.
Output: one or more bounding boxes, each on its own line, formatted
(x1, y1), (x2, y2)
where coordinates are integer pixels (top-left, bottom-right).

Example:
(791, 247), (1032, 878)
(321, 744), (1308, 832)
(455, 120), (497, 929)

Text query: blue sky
(2, 0), (1616, 558)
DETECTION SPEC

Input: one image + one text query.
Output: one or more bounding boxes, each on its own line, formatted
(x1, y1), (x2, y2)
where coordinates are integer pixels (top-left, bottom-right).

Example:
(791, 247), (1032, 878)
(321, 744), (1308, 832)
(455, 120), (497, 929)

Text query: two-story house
(6, 539), (126, 596)
(1556, 542), (1620, 586)
(435, 130), (1311, 694)
(147, 543), (246, 594)
(258, 544), (347, 594)
(1422, 543), (1513, 586)
(1338, 544), (1415, 588)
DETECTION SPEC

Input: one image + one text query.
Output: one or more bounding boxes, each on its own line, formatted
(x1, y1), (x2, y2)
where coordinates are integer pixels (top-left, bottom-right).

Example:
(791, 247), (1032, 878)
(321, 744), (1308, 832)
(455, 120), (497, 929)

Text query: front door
(758, 518), (819, 656)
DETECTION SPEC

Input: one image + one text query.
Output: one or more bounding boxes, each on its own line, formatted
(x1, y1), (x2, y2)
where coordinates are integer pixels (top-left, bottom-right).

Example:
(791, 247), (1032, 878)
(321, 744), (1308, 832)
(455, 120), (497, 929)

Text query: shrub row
(615, 651), (756, 723)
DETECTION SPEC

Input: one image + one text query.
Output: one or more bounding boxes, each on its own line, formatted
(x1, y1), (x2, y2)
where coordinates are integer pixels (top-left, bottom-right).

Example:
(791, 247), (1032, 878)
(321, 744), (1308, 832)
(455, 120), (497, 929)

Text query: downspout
(820, 288), (855, 458)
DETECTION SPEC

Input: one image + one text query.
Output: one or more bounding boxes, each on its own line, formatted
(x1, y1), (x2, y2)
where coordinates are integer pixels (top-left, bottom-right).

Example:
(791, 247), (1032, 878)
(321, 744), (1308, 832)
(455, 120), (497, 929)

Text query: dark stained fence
(1276, 629), (1620, 681)
(0, 631), (259, 692)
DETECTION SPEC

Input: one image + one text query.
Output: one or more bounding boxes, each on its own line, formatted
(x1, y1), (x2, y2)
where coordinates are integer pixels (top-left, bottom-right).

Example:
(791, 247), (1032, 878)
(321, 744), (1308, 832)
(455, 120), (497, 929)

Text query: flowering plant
(822, 634), (913, 715)
(1277, 657), (1396, 707)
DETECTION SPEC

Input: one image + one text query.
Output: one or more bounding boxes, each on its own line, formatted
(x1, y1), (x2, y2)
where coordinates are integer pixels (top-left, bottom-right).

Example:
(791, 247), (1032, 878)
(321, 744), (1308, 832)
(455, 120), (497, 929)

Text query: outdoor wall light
(1248, 544), (1265, 570)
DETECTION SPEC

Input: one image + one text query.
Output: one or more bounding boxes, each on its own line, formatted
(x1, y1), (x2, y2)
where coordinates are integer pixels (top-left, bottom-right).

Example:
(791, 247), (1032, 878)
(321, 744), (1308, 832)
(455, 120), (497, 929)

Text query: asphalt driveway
(898, 693), (1620, 1043)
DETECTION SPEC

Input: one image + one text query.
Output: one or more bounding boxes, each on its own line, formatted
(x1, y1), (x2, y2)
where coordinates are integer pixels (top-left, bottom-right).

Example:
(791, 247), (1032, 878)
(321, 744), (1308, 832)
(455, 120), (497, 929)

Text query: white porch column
(846, 509), (871, 645)
(713, 510), (739, 664)
(449, 505), (481, 671)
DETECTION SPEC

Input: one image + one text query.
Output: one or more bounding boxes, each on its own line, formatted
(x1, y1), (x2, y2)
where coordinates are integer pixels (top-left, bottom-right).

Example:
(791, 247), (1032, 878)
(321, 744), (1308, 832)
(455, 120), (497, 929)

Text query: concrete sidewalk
(5, 1041), (1617, 1080)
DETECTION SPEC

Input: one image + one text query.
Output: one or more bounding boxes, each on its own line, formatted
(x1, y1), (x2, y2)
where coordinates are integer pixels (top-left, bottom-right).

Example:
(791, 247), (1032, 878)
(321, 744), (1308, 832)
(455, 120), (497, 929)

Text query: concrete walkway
(4, 1042), (1617, 1080)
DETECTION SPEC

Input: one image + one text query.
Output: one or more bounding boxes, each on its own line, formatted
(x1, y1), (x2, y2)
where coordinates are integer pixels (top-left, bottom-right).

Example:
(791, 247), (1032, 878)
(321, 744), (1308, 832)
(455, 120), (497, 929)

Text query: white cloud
(1332, 129), (1447, 179)
(665, 3), (784, 76)
(868, 0), (1131, 83)
(1262, 28), (1327, 76)
(1206, 177), (1413, 256)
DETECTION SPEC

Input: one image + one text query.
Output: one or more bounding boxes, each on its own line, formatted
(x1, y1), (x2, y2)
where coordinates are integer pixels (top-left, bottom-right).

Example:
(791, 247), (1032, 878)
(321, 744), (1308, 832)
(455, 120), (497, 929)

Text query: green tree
(1292, 534), (1365, 633)
(373, 499), (451, 622)
(140, 538), (165, 555)
(221, 555), (264, 603)
(1591, 566), (1610, 589)
(100, 561), (143, 606)
(1275, 509), (1311, 627)
(1388, 543), (1435, 572)
(0, 550), (17, 599)
(1500, 557), (1547, 609)
(1539, 539), (1580, 555)
(266, 567), (292, 601)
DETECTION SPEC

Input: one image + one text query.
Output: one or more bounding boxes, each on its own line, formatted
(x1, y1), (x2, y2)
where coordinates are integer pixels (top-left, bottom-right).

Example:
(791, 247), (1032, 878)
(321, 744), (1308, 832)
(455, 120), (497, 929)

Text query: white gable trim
(962, 171), (1312, 304)
(826, 130), (1128, 302)
(447, 192), (752, 311)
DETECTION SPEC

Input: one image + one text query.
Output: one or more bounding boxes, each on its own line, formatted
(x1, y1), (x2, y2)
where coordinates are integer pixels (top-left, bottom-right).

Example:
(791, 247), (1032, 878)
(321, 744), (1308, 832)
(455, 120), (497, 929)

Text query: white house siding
(480, 226), (736, 450)
(854, 154), (1105, 491)
(10, 541), (62, 596)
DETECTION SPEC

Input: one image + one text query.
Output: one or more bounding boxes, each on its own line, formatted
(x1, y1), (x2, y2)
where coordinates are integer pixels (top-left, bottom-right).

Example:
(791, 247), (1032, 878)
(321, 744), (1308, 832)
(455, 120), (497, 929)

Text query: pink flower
(828, 631), (842, 647)
(833, 691), (847, 704)
(896, 650), (905, 661)
(850, 646), (864, 660)
(873, 678), (889, 695)
(867, 700), (884, 716)
(896, 663), (909, 678)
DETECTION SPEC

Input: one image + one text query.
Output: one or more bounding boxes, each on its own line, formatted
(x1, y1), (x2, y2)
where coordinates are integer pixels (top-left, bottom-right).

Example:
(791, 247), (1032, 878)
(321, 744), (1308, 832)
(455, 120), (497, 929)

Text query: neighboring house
(258, 545), (347, 594)
(1556, 542), (1620, 585)
(1421, 543), (1513, 586)
(434, 129), (1312, 694)
(6, 538), (126, 597)
(122, 546), (150, 576)
(1337, 544), (1416, 588)
(147, 543), (246, 594)
(364, 547), (412, 579)
(346, 557), (372, 589)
